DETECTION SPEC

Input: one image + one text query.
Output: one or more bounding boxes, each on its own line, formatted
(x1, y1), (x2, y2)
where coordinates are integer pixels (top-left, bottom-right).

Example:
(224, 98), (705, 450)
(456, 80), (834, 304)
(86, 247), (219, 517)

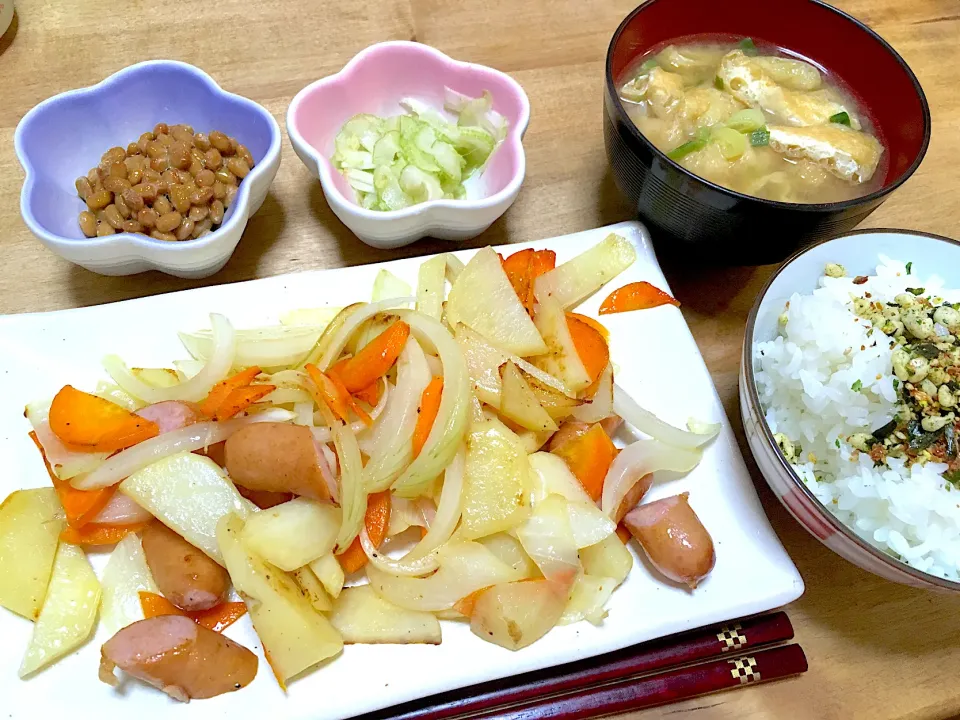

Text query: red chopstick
(483, 644), (807, 719)
(364, 612), (797, 720)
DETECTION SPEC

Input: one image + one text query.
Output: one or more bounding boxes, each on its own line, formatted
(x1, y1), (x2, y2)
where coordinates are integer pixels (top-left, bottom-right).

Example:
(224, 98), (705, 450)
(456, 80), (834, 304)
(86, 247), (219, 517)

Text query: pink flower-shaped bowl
(287, 41), (530, 250)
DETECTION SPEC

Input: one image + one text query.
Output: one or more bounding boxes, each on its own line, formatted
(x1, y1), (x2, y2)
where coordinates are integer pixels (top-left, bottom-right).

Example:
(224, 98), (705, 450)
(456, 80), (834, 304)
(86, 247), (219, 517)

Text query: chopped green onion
(835, 438), (841, 449)
(667, 128), (710, 161)
(332, 89), (505, 212)
(750, 128), (770, 147)
(640, 58), (658, 73)
(907, 287), (925, 296)
(830, 111), (851, 126)
(893, 378), (900, 390)
(851, 379), (862, 392)
(726, 108), (766, 133)
(713, 76), (724, 90)
(739, 37), (758, 56)
(711, 126), (748, 160)
(906, 261), (913, 275)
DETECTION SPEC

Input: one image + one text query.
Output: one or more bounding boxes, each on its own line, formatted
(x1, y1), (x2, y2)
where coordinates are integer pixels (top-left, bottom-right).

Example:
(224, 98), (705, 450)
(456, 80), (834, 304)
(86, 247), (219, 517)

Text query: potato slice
(560, 574), (617, 626)
(310, 554), (345, 599)
(470, 579), (566, 650)
(580, 533), (633, 586)
(533, 233), (636, 309)
(447, 247), (547, 357)
(19, 543), (100, 677)
(371, 268), (413, 302)
(532, 296), (592, 392)
(461, 419), (531, 539)
(499, 361), (558, 433)
(330, 585), (441, 644)
(241, 498), (341, 571)
(120, 452), (255, 565)
(100, 533), (159, 635)
(478, 533), (539, 579)
(292, 566), (332, 613)
(217, 514), (343, 688)
(0, 488), (64, 620)
(416, 254), (447, 320)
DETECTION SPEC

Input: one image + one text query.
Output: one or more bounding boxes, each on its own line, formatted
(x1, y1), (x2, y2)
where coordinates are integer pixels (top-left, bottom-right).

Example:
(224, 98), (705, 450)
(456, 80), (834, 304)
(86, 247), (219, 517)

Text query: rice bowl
(754, 252), (960, 583)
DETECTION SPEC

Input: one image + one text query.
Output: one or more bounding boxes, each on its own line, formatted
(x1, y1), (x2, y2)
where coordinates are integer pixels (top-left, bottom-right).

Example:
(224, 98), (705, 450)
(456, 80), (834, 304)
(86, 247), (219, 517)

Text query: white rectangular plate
(0, 221), (802, 719)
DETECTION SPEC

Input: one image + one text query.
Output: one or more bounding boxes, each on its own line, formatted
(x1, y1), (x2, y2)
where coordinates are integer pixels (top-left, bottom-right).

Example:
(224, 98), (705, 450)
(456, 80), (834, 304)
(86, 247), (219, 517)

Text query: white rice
(755, 256), (960, 581)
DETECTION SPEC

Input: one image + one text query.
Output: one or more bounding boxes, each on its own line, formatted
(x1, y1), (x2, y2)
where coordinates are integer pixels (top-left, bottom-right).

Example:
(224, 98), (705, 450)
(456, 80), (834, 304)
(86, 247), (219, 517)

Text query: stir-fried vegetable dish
(1, 235), (720, 701)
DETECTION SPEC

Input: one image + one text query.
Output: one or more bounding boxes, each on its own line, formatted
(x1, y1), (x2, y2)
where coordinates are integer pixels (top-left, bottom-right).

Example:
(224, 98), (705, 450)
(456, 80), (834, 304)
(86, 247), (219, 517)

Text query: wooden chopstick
(361, 612), (796, 720)
(479, 644), (808, 719)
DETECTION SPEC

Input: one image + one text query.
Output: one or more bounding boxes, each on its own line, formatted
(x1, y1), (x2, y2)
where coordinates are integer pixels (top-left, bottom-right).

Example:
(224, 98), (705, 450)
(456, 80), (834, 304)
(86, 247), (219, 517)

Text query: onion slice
(333, 419), (366, 552)
(361, 338), (431, 492)
(103, 313), (237, 403)
(391, 312), (470, 498)
(516, 494), (580, 584)
(72, 408), (295, 490)
(359, 528), (440, 577)
(404, 443), (464, 562)
(304, 297), (414, 371)
(613, 384), (720, 449)
(571, 363), (613, 422)
(600, 439), (703, 518)
(91, 493), (153, 526)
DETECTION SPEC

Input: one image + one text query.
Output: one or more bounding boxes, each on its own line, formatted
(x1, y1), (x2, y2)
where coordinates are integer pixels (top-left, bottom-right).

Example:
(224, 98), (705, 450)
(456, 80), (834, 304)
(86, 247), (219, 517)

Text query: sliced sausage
(546, 416), (623, 453)
(223, 422), (334, 502)
(623, 493), (715, 589)
(235, 484), (294, 509)
(136, 401), (201, 434)
(141, 521), (229, 611)
(100, 615), (257, 701)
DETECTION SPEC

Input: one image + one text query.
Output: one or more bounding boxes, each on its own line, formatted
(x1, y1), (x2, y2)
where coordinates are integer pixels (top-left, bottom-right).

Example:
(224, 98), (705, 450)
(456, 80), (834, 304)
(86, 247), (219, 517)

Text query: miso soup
(618, 38), (886, 204)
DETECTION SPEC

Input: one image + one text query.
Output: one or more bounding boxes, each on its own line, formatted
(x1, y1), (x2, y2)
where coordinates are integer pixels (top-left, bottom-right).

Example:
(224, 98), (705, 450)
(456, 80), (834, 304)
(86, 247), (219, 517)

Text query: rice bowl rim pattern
(742, 227), (960, 591)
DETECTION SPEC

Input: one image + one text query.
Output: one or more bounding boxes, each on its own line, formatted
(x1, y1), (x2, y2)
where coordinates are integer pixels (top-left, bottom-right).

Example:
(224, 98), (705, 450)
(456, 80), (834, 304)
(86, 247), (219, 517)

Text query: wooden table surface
(2, 0), (959, 717)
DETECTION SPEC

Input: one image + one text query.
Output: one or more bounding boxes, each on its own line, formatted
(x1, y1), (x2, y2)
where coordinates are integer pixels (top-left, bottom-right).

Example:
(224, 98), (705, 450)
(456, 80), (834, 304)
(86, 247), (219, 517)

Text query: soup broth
(618, 38), (886, 204)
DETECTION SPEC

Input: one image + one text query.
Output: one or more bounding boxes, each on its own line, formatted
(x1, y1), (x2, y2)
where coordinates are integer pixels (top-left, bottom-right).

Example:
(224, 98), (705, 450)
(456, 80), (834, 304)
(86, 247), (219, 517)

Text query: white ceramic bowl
(741, 228), (960, 591)
(286, 41), (530, 250)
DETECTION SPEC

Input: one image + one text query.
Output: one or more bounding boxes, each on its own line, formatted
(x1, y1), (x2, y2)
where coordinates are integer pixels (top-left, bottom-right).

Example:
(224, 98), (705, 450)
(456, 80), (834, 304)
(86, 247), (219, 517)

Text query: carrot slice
(502, 249), (534, 312)
(412, 377), (444, 459)
(139, 591), (184, 619)
(139, 592), (247, 633)
(531, 249), (557, 278)
(338, 491), (392, 574)
(551, 424), (618, 502)
(198, 366), (262, 418)
(214, 384), (276, 421)
(568, 312), (609, 341)
(353, 381), (380, 406)
(192, 602), (248, 632)
(453, 588), (485, 618)
(336, 321), (410, 392)
(29, 431), (115, 528)
(48, 385), (159, 453)
(305, 363), (352, 423)
(599, 281), (680, 315)
(566, 313), (610, 385)
(60, 522), (147, 546)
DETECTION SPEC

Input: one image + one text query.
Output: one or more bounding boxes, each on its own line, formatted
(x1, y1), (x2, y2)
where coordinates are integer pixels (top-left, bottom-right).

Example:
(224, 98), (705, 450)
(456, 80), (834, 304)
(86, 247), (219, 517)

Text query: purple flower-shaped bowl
(15, 60), (282, 278)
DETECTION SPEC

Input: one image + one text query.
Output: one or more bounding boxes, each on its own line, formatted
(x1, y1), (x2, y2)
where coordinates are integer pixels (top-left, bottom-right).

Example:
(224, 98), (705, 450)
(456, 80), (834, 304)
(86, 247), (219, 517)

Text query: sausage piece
(623, 493), (715, 589)
(141, 521), (229, 611)
(546, 416), (623, 453)
(223, 422), (334, 502)
(136, 401), (201, 434)
(100, 615), (257, 701)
